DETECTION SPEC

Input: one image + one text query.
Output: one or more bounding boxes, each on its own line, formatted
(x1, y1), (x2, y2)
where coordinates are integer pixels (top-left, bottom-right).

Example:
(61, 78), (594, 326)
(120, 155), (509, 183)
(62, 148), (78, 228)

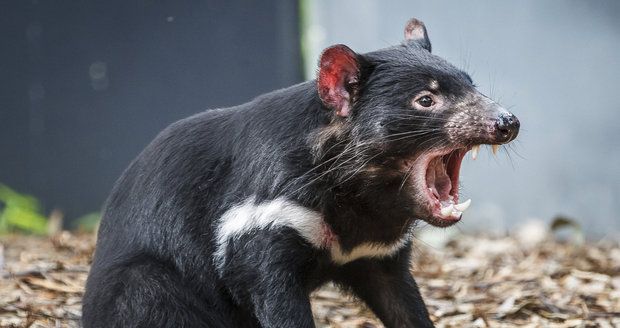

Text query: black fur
(83, 20), (518, 328)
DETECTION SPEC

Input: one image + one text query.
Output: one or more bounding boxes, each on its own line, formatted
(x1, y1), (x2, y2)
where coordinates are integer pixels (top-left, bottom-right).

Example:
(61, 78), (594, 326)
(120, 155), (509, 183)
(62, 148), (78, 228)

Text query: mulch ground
(1, 231), (619, 327)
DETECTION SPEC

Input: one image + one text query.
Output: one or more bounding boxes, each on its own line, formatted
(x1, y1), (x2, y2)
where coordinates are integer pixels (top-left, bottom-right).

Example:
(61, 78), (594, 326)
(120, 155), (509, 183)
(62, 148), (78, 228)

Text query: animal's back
(92, 81), (318, 264)
(82, 82), (319, 327)
(83, 107), (243, 327)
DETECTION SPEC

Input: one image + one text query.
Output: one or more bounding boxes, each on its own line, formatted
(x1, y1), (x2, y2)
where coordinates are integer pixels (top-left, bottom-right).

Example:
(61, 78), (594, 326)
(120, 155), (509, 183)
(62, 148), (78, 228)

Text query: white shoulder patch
(214, 197), (412, 269)
(214, 197), (324, 269)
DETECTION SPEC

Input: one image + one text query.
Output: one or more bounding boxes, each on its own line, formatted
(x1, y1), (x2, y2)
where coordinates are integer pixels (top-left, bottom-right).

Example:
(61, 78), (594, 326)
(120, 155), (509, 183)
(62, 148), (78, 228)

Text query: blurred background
(1, 0), (619, 238)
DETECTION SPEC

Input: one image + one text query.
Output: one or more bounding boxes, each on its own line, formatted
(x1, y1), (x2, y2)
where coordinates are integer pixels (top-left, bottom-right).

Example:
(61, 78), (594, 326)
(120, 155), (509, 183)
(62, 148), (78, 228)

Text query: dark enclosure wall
(0, 0), (303, 223)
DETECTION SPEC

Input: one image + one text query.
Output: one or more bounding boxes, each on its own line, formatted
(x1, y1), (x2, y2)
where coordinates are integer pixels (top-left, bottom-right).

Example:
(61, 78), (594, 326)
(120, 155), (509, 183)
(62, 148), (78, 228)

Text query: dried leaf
(0, 231), (619, 327)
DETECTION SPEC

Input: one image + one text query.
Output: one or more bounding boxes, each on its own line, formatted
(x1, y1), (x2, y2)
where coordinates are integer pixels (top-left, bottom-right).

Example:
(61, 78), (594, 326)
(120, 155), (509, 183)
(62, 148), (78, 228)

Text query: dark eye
(416, 95), (434, 108)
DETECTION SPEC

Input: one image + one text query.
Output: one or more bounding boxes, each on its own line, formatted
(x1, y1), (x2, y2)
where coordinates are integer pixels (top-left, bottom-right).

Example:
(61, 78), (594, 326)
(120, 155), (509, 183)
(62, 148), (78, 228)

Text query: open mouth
(406, 144), (497, 227)
(423, 148), (469, 224)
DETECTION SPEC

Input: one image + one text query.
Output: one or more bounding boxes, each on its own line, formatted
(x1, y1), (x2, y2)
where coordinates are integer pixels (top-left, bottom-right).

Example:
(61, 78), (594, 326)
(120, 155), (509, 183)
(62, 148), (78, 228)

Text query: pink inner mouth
(425, 149), (465, 208)
(404, 147), (469, 225)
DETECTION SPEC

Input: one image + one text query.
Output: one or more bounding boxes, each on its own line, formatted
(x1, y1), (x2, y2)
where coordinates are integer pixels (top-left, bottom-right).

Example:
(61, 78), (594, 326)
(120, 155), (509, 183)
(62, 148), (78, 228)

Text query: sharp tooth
(471, 145), (480, 160)
(440, 204), (454, 217)
(454, 199), (471, 212)
(492, 144), (500, 155)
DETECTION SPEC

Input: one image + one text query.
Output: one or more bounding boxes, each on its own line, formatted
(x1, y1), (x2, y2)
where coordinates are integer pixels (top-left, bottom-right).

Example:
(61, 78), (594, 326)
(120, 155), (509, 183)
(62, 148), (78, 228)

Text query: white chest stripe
(329, 237), (411, 265)
(214, 197), (411, 269)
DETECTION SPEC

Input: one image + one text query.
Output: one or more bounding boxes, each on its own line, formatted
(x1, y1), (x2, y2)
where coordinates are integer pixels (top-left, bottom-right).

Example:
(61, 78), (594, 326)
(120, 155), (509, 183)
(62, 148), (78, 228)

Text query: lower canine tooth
(454, 199), (471, 212)
(471, 145), (480, 160)
(440, 204), (454, 217)
(492, 144), (500, 155)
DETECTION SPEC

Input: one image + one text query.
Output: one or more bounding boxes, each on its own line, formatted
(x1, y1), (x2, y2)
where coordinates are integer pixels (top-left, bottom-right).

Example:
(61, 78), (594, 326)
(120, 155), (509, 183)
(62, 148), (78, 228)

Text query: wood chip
(0, 232), (619, 327)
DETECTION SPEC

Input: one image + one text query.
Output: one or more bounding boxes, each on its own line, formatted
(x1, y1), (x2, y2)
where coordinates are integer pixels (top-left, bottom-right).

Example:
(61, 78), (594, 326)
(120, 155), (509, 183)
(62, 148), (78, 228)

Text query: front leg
(218, 227), (316, 328)
(336, 247), (434, 328)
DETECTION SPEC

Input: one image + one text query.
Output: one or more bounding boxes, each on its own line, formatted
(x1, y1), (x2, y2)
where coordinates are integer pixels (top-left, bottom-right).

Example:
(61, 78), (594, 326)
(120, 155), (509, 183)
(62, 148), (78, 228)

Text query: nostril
(495, 113), (520, 142)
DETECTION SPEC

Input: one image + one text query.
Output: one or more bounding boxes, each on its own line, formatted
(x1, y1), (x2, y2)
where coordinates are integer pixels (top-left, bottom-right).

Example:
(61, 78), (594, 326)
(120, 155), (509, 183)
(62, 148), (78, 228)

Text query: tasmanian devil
(83, 18), (519, 327)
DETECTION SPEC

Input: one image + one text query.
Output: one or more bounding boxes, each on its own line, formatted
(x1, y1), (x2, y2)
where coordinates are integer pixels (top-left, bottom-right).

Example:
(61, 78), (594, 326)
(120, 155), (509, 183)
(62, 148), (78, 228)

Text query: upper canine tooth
(471, 145), (480, 160)
(454, 199), (471, 212)
(492, 144), (500, 155)
(440, 204), (454, 217)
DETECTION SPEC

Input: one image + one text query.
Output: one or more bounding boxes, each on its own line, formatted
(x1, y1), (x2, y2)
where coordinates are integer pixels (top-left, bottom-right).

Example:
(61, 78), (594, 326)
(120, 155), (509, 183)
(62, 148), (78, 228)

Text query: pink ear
(404, 17), (431, 52)
(317, 45), (360, 117)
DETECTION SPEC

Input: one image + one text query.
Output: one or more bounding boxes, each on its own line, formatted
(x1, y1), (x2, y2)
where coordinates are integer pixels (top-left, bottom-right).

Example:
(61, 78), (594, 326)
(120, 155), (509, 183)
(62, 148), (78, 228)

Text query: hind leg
(83, 256), (245, 328)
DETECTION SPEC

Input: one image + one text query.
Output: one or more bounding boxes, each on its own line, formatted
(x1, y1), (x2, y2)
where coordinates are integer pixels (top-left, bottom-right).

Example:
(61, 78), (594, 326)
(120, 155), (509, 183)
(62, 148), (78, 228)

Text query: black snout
(494, 113), (520, 143)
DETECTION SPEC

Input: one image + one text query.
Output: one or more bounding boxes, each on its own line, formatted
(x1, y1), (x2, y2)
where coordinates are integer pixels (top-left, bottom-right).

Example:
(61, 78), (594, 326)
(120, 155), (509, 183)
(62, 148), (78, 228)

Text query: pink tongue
(426, 158), (452, 200)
